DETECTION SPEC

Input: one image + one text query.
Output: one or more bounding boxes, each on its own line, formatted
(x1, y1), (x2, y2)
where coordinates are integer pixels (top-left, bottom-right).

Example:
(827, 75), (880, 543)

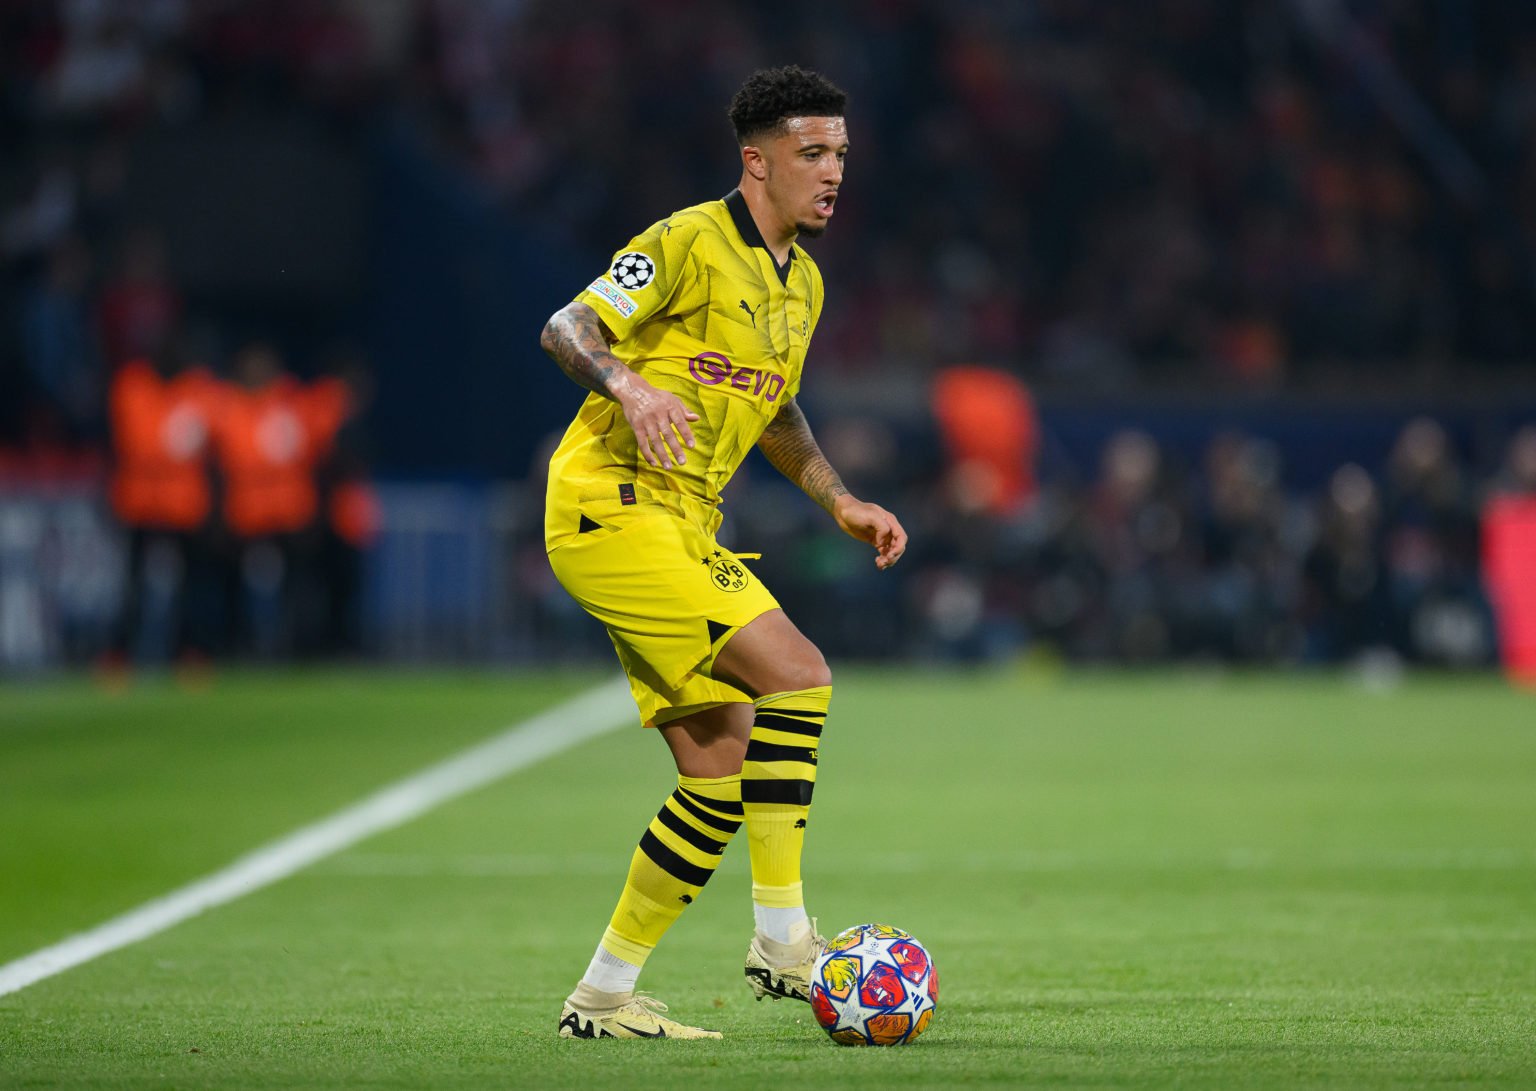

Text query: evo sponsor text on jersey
(687, 351), (786, 403)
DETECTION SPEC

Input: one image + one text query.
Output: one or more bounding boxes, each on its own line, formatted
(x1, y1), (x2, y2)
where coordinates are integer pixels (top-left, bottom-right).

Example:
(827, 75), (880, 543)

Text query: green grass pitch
(2, 668), (1534, 1089)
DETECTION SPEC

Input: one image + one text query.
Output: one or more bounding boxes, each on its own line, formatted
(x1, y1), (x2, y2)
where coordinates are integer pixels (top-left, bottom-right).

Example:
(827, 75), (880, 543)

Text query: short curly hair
(728, 65), (847, 144)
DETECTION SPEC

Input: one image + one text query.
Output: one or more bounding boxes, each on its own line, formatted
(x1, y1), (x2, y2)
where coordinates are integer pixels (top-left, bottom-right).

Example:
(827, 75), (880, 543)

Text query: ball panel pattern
(858, 962), (906, 1008)
(866, 1012), (912, 1046)
(809, 923), (938, 1047)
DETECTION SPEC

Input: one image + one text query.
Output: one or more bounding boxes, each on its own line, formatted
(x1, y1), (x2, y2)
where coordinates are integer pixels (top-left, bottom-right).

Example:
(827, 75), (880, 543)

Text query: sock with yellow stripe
(742, 686), (831, 939)
(581, 772), (743, 993)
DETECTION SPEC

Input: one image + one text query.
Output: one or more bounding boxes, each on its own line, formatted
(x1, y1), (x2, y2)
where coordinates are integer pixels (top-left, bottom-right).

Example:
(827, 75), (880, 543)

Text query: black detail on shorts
(678, 785), (744, 818)
(706, 618), (733, 646)
(656, 802), (730, 855)
(753, 712), (824, 737)
(794, 818), (807, 828)
(639, 829), (714, 887)
(745, 739), (819, 766)
(673, 789), (743, 831)
(618, 483), (636, 505)
(578, 514), (603, 534)
(741, 779), (815, 806)
(679, 893), (693, 904)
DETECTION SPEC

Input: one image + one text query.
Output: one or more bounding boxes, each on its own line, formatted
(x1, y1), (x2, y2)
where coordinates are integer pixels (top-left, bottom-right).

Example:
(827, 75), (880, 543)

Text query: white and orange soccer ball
(809, 923), (938, 1046)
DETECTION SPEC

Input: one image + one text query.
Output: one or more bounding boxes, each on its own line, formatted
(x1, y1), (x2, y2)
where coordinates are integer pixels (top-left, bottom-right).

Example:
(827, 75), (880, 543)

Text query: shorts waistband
(575, 481), (720, 531)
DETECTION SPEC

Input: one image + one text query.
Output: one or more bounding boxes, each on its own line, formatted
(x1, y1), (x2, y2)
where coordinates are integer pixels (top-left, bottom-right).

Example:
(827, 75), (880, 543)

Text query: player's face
(761, 116), (848, 239)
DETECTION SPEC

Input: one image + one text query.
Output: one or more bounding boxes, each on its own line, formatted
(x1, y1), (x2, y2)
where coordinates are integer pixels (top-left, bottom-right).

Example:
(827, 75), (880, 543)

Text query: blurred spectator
(1303, 463), (1392, 663)
(1381, 417), (1488, 665)
(97, 227), (181, 369)
(107, 332), (222, 666)
(931, 366), (1040, 519)
(214, 341), (350, 658)
(1482, 427), (1536, 685)
(1079, 429), (1186, 660)
(22, 235), (103, 442)
(1192, 433), (1294, 660)
(1488, 425), (1536, 498)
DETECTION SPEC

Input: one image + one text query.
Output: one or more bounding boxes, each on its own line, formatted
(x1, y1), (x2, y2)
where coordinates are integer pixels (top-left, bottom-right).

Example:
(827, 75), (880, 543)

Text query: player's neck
(737, 182), (796, 265)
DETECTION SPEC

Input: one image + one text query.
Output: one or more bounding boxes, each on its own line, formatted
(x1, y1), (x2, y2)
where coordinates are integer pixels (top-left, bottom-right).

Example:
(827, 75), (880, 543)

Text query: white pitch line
(0, 675), (634, 999)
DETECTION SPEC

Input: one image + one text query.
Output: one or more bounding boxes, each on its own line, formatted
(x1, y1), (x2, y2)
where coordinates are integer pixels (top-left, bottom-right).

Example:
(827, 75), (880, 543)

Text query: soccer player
(540, 65), (906, 1040)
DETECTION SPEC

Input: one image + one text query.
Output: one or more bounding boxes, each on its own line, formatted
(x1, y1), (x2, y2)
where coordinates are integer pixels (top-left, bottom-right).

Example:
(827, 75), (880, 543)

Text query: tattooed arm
(539, 301), (697, 468)
(755, 397), (848, 512)
(539, 300), (624, 395)
(757, 397), (908, 569)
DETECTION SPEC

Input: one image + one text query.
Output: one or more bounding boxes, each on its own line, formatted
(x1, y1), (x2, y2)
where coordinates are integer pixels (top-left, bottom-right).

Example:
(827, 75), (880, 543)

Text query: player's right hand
(613, 373), (699, 469)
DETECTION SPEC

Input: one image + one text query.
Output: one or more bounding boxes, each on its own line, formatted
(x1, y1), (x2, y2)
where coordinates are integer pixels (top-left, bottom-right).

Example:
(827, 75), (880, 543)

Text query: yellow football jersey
(545, 189), (824, 547)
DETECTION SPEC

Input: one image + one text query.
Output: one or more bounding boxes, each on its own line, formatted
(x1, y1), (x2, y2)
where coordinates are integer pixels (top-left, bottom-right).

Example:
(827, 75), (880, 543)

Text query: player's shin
(741, 686), (831, 944)
(579, 772), (742, 993)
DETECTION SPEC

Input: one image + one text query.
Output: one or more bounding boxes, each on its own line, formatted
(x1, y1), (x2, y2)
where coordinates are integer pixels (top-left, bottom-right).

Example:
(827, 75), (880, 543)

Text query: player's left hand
(832, 495), (908, 570)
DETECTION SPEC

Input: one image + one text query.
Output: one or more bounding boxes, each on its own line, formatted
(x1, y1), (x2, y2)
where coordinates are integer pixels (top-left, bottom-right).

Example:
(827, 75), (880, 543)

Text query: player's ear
(741, 144), (768, 182)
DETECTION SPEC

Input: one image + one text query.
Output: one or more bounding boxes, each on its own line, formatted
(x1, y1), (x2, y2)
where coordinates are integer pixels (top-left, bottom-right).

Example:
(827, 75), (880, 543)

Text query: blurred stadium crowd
(418, 0), (1536, 389)
(1, 0), (1534, 674)
(734, 385), (1536, 669)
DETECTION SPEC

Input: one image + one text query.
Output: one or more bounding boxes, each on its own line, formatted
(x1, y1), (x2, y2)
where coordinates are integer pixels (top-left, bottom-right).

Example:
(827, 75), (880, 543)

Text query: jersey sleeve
(574, 218), (700, 341)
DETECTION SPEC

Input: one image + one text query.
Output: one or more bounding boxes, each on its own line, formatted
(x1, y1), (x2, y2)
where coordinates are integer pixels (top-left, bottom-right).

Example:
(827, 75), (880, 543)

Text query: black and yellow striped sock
(742, 686), (831, 909)
(598, 772), (743, 967)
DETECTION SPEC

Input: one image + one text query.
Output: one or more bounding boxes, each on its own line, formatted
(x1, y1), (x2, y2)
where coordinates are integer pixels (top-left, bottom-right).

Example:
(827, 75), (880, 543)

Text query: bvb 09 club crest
(707, 553), (750, 593)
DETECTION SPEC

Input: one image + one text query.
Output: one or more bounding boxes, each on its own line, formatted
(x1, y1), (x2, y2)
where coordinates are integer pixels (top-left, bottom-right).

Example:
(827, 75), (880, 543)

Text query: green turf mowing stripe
(0, 676), (633, 998)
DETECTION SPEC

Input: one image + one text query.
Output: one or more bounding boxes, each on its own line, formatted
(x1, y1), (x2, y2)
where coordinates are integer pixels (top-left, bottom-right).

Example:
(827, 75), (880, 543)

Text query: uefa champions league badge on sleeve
(610, 252), (656, 290)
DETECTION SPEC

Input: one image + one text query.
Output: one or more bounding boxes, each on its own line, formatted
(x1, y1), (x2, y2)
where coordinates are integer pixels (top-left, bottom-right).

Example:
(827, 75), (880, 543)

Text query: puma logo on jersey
(739, 299), (760, 327)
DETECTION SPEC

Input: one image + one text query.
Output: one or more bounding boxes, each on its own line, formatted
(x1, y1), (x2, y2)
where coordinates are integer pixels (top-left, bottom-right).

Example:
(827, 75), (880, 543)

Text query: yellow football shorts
(547, 497), (780, 727)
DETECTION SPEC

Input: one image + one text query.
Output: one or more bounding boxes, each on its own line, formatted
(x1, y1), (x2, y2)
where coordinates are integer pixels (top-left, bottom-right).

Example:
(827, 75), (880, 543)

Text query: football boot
(743, 920), (827, 1003)
(558, 985), (721, 1040)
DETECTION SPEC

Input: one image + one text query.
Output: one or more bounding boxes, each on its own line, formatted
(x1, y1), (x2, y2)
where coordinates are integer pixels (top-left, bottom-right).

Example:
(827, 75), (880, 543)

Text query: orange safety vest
(108, 360), (219, 531)
(931, 365), (1040, 516)
(216, 377), (352, 538)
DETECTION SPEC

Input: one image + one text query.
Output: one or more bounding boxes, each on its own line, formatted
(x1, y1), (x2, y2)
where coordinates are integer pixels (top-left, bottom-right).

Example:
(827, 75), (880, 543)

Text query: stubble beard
(796, 221), (828, 239)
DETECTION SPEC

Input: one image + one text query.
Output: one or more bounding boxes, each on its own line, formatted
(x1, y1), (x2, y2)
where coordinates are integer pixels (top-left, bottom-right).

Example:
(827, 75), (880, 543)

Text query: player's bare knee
(782, 641), (831, 692)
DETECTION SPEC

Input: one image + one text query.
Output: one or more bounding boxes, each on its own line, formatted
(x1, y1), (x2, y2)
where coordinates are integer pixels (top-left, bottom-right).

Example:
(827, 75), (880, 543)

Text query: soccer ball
(809, 923), (938, 1046)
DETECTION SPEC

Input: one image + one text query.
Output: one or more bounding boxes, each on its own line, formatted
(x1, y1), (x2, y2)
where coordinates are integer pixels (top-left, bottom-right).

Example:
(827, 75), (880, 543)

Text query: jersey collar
(724, 188), (793, 285)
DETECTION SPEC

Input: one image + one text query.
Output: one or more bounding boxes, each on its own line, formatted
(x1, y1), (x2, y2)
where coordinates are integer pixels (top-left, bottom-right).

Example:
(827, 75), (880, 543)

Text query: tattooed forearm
(757, 397), (850, 513)
(540, 302), (629, 399)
